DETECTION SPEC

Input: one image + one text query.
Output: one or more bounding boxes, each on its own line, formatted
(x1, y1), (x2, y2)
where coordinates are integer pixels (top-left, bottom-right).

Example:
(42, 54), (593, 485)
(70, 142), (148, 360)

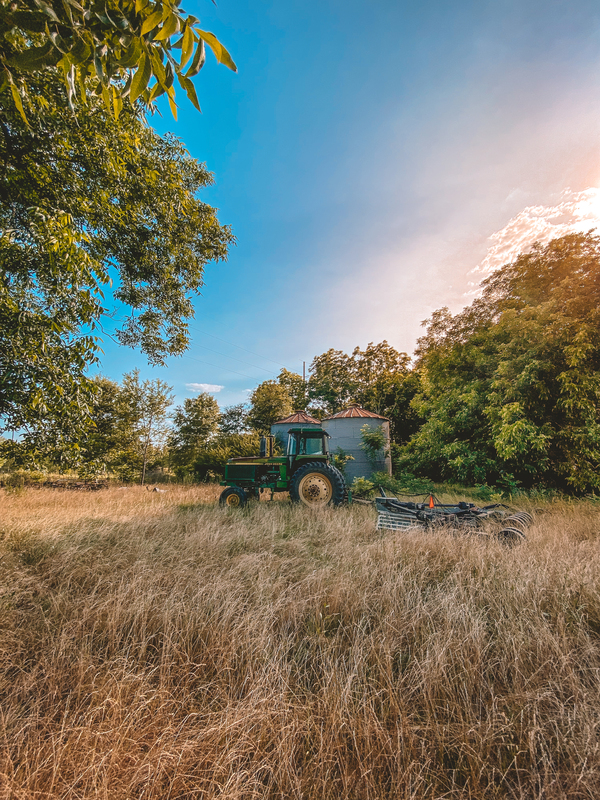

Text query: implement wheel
(496, 527), (526, 546)
(289, 462), (345, 508)
(219, 487), (247, 508)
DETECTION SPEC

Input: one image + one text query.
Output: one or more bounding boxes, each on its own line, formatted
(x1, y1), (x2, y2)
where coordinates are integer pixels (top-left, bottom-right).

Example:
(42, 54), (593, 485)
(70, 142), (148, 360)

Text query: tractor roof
(287, 427), (329, 436)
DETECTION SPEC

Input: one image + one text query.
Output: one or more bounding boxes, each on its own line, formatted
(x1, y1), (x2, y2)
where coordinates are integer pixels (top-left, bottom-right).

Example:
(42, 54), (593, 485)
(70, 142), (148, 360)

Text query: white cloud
(471, 187), (600, 279)
(186, 383), (225, 393)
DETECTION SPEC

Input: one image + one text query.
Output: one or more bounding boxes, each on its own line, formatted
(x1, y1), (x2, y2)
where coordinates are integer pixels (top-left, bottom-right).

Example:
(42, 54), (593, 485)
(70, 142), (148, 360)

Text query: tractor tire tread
(289, 461), (346, 507)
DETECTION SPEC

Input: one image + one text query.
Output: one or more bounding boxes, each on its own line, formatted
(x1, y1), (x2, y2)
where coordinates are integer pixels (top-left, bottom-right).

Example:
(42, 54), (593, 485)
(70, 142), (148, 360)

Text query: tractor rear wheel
(289, 462), (345, 508)
(219, 487), (247, 508)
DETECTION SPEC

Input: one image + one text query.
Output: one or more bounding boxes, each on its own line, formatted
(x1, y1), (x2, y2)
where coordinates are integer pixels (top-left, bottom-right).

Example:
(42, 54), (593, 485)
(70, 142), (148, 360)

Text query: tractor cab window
(287, 433), (297, 456)
(300, 436), (325, 456)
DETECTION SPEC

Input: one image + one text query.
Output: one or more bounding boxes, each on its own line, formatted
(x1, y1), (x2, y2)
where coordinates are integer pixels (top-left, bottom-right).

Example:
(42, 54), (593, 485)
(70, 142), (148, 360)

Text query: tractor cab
(285, 427), (329, 458)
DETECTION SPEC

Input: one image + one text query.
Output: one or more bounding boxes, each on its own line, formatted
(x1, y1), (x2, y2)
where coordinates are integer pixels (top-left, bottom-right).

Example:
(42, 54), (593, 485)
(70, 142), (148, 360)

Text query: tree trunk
(141, 412), (154, 486)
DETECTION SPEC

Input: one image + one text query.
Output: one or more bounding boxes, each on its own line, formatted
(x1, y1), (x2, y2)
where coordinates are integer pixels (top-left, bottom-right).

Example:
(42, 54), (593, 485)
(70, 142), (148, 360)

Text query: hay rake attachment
(374, 489), (532, 544)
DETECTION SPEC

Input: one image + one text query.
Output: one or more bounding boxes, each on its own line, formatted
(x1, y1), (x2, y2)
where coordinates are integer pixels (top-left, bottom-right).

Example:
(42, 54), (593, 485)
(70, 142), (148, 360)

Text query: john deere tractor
(219, 427), (346, 508)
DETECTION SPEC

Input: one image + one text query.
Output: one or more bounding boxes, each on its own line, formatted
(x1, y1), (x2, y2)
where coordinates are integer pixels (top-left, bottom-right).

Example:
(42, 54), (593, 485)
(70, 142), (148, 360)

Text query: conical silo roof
(322, 403), (390, 421)
(273, 410), (321, 425)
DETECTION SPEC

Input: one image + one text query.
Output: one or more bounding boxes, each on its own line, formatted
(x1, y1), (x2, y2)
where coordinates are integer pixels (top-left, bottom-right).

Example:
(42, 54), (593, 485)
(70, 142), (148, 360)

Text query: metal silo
(271, 410), (321, 453)
(322, 404), (392, 482)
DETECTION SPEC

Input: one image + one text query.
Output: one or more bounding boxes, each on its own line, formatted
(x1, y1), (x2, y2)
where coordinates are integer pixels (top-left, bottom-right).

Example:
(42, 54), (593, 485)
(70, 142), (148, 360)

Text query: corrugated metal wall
(322, 417), (392, 482)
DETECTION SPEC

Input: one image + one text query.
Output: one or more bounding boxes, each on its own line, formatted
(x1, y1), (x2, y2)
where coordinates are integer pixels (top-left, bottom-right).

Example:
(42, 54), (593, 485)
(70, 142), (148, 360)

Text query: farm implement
(374, 489), (532, 543)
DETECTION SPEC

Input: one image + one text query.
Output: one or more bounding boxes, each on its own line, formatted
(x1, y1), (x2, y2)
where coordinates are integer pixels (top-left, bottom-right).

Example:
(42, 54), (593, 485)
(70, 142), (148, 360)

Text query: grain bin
(322, 404), (392, 482)
(271, 410), (321, 453)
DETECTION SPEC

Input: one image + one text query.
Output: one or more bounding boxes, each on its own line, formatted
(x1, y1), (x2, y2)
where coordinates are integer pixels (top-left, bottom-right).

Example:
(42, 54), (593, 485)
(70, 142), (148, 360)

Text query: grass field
(1, 486), (600, 798)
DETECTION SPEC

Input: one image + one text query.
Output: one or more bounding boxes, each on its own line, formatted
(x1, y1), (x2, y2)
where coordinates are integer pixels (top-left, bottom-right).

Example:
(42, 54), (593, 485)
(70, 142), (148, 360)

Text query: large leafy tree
(77, 376), (138, 477)
(0, 71), (233, 437)
(0, 0), (236, 119)
(307, 349), (354, 415)
(403, 233), (600, 493)
(247, 380), (292, 434)
(307, 341), (420, 441)
(168, 391), (220, 475)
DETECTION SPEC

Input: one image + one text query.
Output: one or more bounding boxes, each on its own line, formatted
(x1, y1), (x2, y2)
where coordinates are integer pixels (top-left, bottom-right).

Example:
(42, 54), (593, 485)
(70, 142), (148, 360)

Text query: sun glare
(470, 188), (600, 284)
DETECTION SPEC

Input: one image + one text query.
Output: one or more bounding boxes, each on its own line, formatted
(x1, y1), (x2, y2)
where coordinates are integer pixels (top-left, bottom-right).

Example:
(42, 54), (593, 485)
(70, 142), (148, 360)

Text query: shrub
(332, 448), (354, 479)
(359, 424), (388, 469)
(350, 476), (375, 497)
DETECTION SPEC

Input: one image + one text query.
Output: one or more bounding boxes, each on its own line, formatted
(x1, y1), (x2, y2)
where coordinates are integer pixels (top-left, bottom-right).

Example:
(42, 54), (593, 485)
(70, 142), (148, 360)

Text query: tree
(307, 349), (354, 416)
(247, 380), (292, 434)
(121, 369), (173, 484)
(0, 0), (236, 120)
(219, 403), (250, 435)
(168, 392), (220, 476)
(76, 376), (134, 476)
(350, 341), (419, 442)
(402, 233), (600, 493)
(307, 341), (420, 440)
(277, 368), (308, 411)
(0, 71), (232, 436)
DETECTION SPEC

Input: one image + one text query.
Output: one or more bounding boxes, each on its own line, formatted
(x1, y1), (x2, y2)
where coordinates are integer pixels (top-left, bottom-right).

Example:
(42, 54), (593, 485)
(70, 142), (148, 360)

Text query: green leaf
(195, 29), (237, 72)
(180, 24), (193, 68)
(149, 49), (166, 86)
(177, 72), (200, 112)
(166, 84), (177, 119)
(129, 52), (151, 101)
(164, 60), (174, 88)
(9, 82), (28, 124)
(148, 80), (166, 101)
(140, 7), (162, 35)
(70, 35), (92, 64)
(184, 37), (204, 78)
(48, 31), (70, 55)
(154, 11), (178, 41)
(7, 41), (61, 71)
(93, 51), (105, 83)
(76, 66), (87, 103)
(33, 0), (60, 23)
(118, 38), (142, 68)
(64, 0), (84, 12)
(112, 86), (123, 119)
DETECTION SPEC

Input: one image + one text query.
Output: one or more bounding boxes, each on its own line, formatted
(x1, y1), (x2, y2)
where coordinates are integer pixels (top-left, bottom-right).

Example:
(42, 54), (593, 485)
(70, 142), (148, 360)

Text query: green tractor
(219, 427), (346, 509)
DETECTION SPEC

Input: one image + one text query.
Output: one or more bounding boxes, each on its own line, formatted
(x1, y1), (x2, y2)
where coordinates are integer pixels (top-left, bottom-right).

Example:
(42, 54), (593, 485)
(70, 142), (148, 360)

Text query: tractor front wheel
(289, 462), (345, 508)
(219, 487), (247, 508)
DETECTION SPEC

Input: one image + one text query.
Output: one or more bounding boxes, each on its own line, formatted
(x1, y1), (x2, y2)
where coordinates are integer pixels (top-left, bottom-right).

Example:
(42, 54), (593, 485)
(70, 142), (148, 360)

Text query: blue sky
(98, 0), (600, 410)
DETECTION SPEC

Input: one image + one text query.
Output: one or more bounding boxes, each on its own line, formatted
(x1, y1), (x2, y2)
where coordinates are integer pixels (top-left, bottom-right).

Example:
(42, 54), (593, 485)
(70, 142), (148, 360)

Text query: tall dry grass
(1, 486), (600, 798)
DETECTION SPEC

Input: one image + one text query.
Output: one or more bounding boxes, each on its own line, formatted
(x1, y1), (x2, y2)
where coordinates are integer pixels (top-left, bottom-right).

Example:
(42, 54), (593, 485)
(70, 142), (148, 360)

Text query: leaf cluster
(0, 0), (236, 120)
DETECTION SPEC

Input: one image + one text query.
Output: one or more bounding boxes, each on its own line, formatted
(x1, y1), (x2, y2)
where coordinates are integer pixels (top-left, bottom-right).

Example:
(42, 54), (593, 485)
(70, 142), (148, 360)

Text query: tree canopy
(0, 70), (232, 435)
(247, 380), (293, 434)
(401, 232), (600, 493)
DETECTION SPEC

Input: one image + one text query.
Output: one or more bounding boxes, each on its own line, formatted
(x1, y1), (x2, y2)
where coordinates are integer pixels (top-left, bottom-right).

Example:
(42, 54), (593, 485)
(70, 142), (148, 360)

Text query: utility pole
(303, 361), (306, 383)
